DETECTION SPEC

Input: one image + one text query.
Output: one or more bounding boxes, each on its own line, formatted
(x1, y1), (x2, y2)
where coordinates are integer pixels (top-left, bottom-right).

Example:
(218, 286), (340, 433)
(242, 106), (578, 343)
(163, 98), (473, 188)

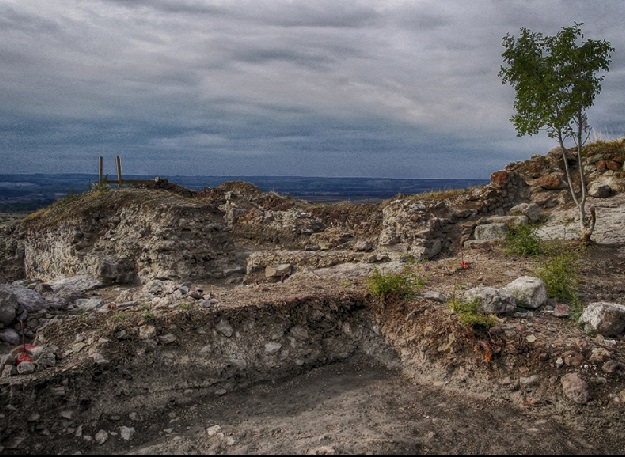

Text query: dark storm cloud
(1, 0), (624, 177)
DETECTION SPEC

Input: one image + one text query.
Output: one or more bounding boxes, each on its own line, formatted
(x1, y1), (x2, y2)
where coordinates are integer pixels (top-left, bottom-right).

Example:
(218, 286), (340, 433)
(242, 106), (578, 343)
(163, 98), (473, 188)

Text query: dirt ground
(122, 357), (606, 455)
(1, 241), (624, 455)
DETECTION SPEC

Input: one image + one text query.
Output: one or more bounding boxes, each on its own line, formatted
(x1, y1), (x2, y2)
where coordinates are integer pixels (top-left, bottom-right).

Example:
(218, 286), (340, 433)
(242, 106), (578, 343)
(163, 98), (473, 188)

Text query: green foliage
(500, 23), (614, 142)
(534, 244), (582, 318)
(179, 302), (193, 311)
(504, 223), (543, 257)
(500, 23), (614, 241)
(449, 295), (496, 330)
(366, 267), (425, 301)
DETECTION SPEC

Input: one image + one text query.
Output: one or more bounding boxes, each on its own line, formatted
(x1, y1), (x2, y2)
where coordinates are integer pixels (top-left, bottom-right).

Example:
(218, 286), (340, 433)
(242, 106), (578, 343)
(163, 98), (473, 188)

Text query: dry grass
(583, 137), (625, 157)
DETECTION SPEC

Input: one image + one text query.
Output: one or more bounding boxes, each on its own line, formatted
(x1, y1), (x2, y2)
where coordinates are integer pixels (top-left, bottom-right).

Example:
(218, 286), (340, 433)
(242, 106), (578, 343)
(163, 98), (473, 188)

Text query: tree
(499, 23), (614, 243)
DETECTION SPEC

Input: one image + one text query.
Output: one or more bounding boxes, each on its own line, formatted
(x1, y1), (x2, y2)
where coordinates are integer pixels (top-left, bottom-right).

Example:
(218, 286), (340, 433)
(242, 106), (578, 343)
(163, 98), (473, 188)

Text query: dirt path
(120, 357), (600, 456)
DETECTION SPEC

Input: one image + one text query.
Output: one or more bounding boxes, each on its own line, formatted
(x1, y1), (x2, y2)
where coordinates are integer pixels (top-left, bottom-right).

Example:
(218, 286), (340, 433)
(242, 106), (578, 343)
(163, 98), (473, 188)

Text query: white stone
(207, 425), (222, 436)
(90, 353), (109, 366)
(139, 324), (157, 340)
(473, 223), (508, 241)
(509, 203), (541, 222)
(264, 342), (282, 354)
(465, 286), (516, 314)
(120, 426), (135, 441)
(95, 429), (108, 445)
(504, 276), (547, 309)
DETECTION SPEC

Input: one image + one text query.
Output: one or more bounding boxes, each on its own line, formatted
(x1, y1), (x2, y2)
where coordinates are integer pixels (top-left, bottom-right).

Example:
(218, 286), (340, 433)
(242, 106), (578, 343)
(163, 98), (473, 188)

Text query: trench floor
(81, 356), (604, 456)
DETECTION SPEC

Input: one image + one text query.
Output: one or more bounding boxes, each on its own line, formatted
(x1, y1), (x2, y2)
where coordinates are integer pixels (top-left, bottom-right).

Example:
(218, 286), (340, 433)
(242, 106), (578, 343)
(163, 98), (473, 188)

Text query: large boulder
(473, 216), (527, 242)
(504, 276), (547, 309)
(473, 223), (508, 242)
(97, 257), (138, 284)
(4, 284), (49, 314)
(411, 239), (442, 260)
(465, 286), (516, 314)
(578, 302), (625, 336)
(535, 172), (566, 190)
(509, 203), (542, 223)
(588, 181), (614, 198)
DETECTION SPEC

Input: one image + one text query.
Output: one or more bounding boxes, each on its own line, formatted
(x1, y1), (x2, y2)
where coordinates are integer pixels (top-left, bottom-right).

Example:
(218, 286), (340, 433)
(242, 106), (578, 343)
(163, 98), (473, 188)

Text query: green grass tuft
(366, 267), (425, 301)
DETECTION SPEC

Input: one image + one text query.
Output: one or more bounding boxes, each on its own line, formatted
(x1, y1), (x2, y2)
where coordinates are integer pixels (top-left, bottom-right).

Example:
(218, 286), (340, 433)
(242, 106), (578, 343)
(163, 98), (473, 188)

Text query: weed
(449, 295), (496, 330)
(179, 302), (193, 311)
(90, 180), (111, 195)
(366, 267), (425, 301)
(113, 311), (128, 321)
(534, 243), (582, 319)
(504, 223), (542, 257)
(139, 303), (154, 319)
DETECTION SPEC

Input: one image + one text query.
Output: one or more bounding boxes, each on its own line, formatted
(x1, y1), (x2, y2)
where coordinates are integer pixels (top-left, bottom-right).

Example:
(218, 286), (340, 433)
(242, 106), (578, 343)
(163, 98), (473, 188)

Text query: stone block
(504, 276), (547, 309)
(465, 286), (516, 314)
(578, 302), (625, 336)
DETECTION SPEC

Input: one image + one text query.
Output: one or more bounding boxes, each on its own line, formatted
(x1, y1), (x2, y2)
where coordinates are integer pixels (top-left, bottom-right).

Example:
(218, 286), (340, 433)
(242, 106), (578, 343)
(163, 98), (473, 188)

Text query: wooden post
(116, 155), (122, 188)
(99, 156), (104, 185)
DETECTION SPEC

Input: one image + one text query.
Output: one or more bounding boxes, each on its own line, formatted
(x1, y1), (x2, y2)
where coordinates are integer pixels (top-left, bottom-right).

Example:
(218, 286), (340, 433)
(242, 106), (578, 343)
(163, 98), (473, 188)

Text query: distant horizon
(0, 172), (492, 181)
(0, 174), (490, 209)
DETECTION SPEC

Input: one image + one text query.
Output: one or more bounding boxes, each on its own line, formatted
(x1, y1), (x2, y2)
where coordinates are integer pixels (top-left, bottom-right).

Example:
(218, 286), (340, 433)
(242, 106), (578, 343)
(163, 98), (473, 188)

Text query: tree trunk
(558, 128), (594, 244)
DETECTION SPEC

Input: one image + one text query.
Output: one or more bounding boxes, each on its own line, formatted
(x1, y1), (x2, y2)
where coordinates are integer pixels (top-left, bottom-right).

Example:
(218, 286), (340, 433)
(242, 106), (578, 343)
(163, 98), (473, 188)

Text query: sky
(1, 0), (624, 179)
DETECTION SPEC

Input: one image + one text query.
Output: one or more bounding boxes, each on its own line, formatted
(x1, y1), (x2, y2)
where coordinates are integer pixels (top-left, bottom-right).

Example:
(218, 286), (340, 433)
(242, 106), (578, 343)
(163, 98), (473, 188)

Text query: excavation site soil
(2, 147), (625, 454)
(1, 244), (624, 455)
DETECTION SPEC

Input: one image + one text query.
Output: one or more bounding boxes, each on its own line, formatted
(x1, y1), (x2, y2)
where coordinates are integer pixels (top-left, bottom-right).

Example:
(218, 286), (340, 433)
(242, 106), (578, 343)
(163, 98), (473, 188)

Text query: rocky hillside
(0, 139), (624, 353)
(2, 139), (625, 287)
(1, 140), (625, 454)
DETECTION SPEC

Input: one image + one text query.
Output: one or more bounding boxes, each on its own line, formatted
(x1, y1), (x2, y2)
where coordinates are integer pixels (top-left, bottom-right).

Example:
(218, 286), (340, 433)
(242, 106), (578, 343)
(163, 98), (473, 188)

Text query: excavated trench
(0, 295), (618, 455)
(0, 297), (400, 454)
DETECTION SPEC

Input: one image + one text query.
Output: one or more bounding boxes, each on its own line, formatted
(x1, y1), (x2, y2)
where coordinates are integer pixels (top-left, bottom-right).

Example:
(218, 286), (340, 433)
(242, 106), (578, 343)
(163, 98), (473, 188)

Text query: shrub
(449, 295), (496, 330)
(504, 223), (542, 257)
(366, 267), (425, 301)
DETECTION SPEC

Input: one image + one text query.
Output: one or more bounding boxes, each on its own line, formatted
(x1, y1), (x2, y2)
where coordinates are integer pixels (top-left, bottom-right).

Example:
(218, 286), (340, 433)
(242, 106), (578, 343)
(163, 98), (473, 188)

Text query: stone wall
(1, 189), (243, 284)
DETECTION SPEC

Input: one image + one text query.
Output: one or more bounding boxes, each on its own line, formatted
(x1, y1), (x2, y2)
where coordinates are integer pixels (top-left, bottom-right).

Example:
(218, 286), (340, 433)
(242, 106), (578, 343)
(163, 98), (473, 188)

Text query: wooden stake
(99, 156), (104, 185)
(116, 155), (122, 188)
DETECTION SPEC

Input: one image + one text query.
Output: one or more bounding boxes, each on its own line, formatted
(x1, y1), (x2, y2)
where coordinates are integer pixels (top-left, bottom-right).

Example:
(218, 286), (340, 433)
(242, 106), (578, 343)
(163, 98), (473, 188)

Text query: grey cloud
(98, 0), (226, 16)
(1, 0), (624, 178)
(0, 4), (61, 34)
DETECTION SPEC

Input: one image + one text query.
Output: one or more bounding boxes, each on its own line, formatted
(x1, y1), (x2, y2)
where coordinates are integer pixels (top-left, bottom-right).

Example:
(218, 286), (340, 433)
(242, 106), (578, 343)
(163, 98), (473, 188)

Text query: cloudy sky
(1, 0), (624, 178)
